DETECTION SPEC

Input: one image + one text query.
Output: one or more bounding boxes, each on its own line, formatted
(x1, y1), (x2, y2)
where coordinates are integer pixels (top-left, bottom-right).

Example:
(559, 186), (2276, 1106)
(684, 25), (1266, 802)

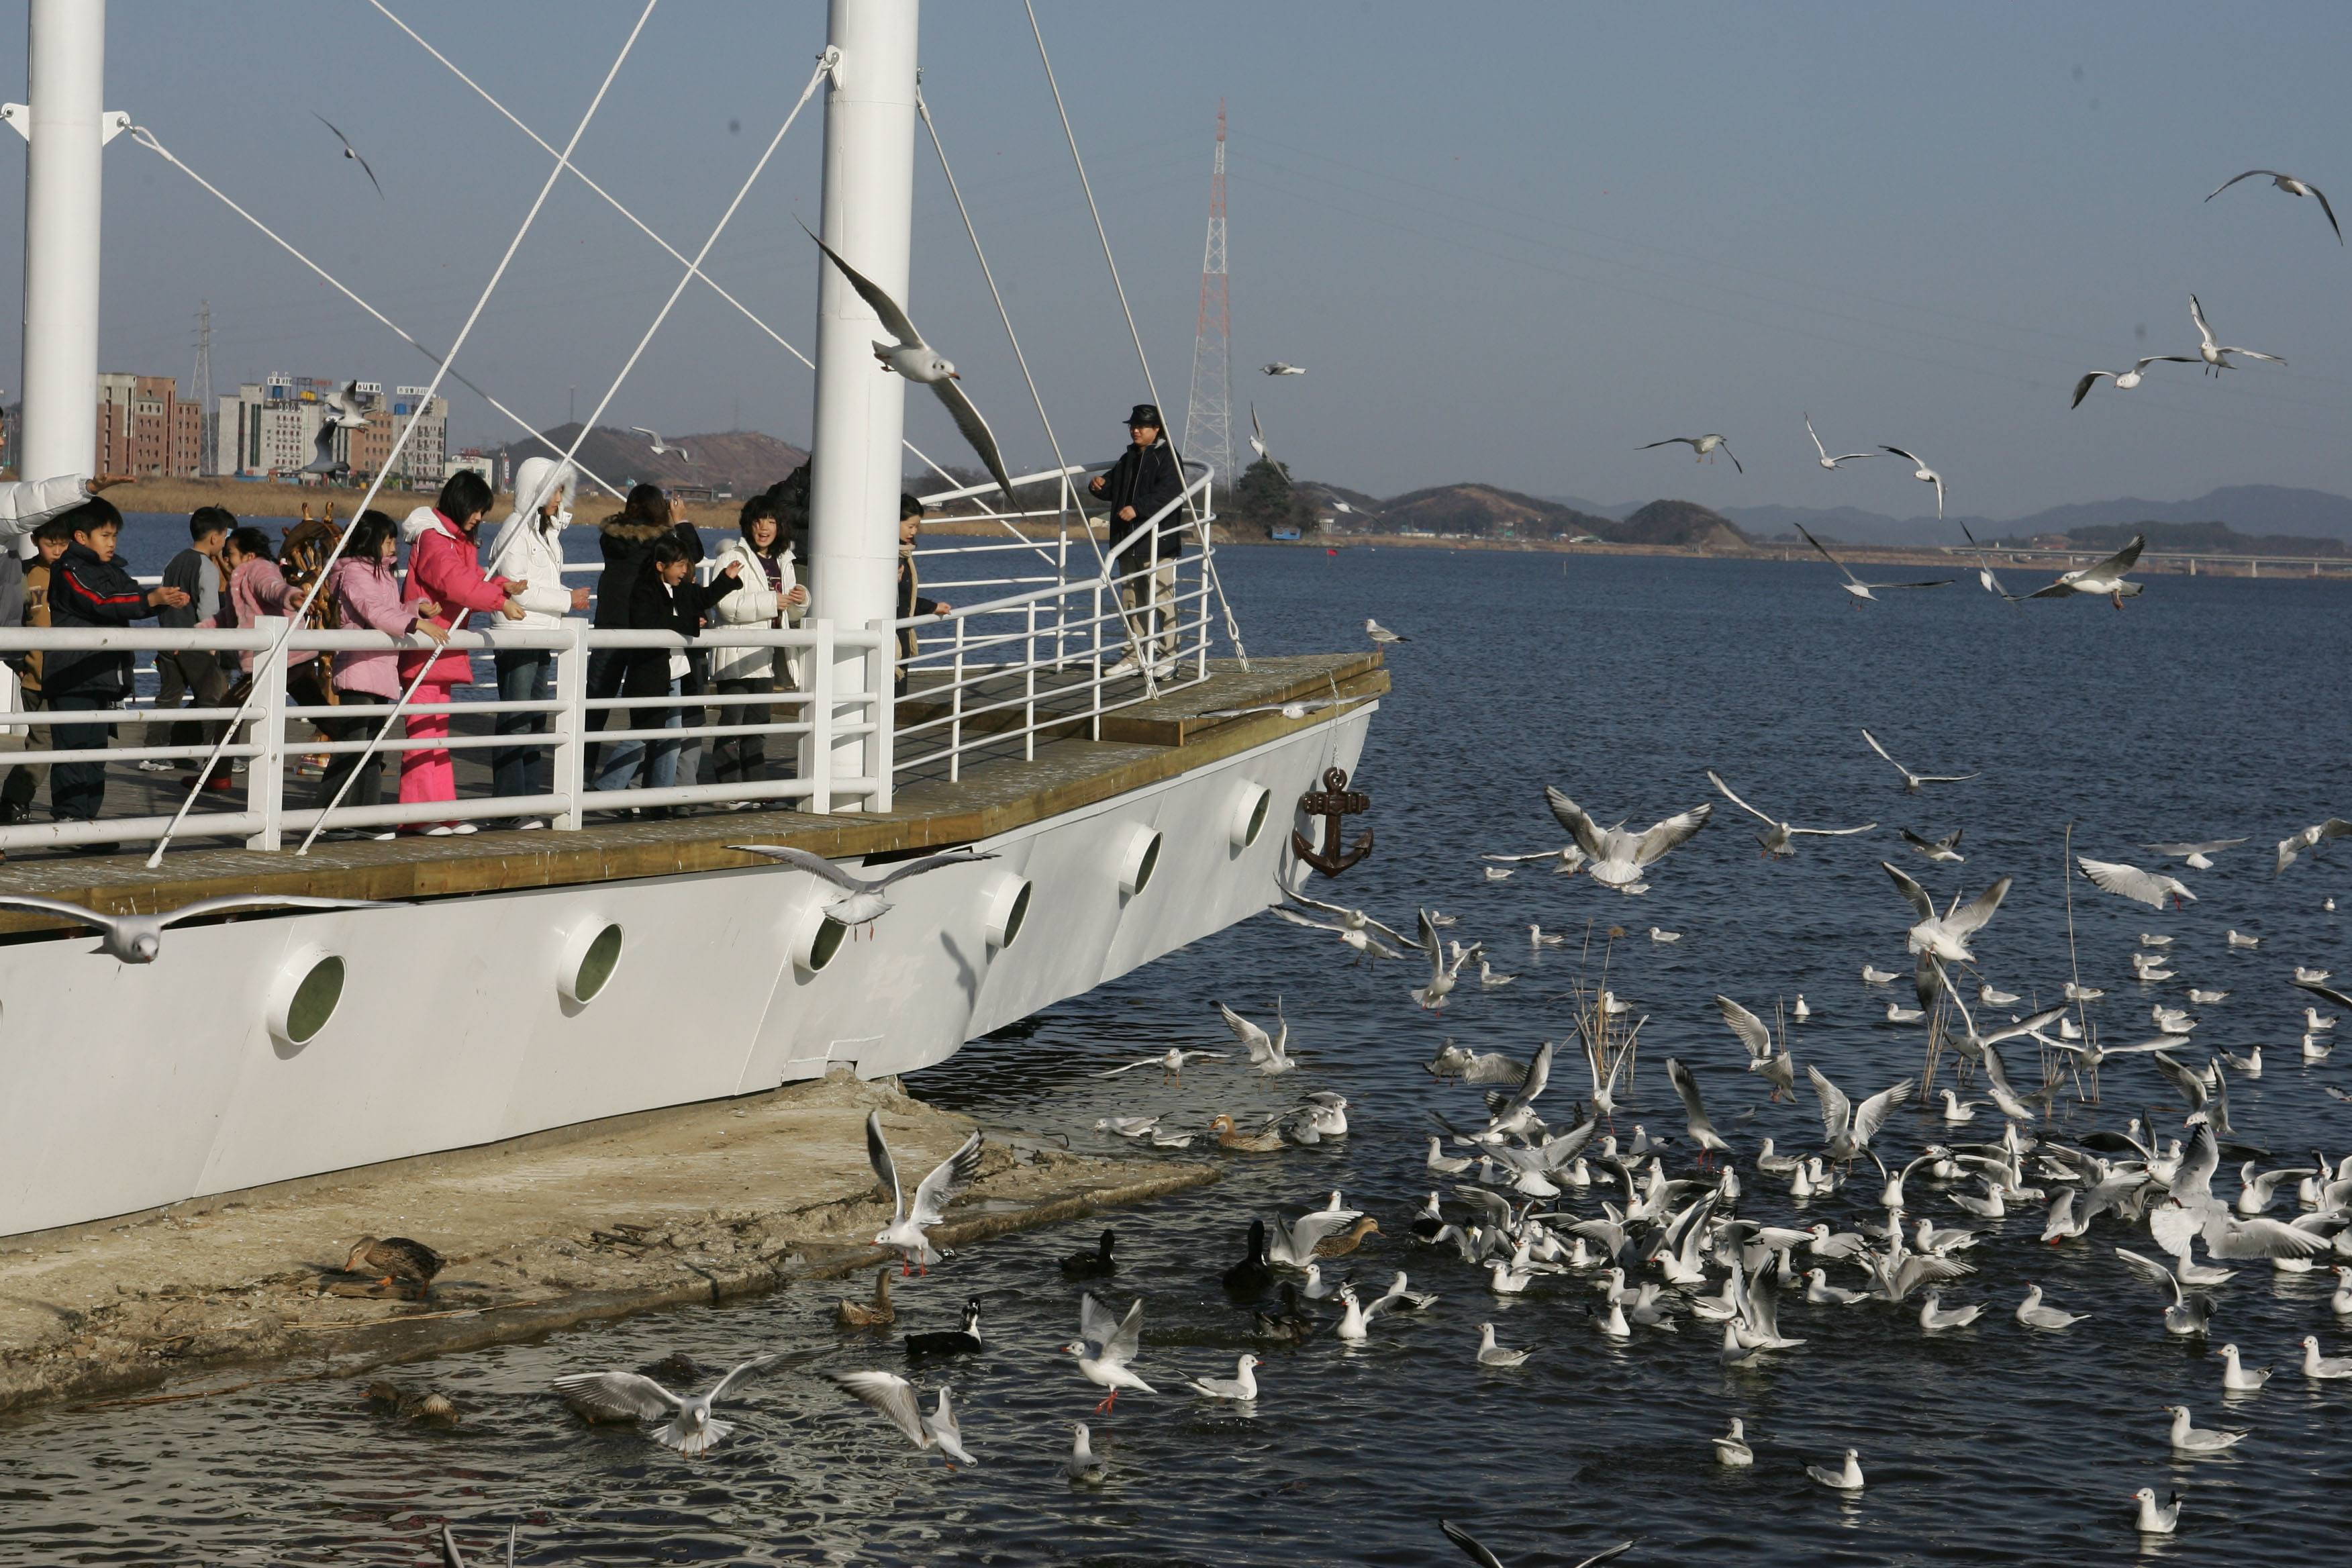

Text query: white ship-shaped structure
(0, 0), (1381, 1239)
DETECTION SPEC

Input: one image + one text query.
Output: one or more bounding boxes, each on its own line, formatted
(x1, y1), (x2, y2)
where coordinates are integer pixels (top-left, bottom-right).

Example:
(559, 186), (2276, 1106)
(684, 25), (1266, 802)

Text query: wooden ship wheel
(281, 505), (346, 743)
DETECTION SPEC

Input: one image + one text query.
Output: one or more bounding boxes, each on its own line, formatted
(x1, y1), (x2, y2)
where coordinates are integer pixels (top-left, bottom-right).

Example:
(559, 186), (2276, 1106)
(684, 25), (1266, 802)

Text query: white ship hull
(0, 707), (1370, 1238)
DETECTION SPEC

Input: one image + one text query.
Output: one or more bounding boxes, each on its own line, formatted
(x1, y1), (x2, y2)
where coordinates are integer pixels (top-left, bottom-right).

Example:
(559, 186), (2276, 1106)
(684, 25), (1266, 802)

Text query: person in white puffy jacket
(705, 491), (806, 801)
(481, 456), (591, 824)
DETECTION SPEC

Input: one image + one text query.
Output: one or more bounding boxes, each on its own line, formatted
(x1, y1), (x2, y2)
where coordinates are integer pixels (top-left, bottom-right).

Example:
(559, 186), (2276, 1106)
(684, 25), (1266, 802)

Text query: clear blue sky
(4, 1), (2349, 518)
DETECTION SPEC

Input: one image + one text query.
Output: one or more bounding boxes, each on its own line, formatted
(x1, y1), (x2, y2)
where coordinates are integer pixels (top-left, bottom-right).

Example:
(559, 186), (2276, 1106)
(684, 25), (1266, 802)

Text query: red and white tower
(1182, 102), (1234, 490)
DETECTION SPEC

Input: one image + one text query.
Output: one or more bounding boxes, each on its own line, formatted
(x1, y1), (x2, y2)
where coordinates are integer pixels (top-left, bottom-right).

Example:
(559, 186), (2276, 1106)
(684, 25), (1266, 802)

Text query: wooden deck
(0, 652), (1384, 934)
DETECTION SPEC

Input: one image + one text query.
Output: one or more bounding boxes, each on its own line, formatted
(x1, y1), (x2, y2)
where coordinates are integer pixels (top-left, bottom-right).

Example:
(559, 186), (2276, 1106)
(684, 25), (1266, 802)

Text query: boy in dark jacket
(150, 505), (234, 778)
(595, 534), (741, 812)
(586, 484), (704, 775)
(1089, 403), (1185, 676)
(44, 498), (190, 828)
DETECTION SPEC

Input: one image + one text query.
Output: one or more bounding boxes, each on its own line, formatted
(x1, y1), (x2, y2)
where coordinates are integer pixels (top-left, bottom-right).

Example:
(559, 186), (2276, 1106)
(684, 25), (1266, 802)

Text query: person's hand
(414, 599), (442, 620)
(501, 578), (525, 596)
(1116, 505), (1136, 522)
(88, 475), (136, 493)
(569, 586), (592, 611)
(499, 600), (527, 620)
(785, 585), (809, 607)
(669, 499), (689, 526)
(1088, 475), (1106, 494)
(415, 618), (452, 646)
(933, 601), (952, 617)
(148, 585), (191, 608)
(720, 560), (742, 580)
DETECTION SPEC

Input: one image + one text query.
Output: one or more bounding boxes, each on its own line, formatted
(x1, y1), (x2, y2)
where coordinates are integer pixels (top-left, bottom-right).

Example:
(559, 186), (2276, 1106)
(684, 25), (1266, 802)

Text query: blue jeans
(595, 675), (682, 793)
(491, 648), (550, 800)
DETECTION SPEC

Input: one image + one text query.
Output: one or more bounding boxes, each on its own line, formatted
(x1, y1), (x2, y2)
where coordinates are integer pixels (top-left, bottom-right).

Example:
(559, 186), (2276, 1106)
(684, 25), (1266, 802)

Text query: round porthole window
(268, 945), (345, 1048)
(1115, 824), (1163, 897)
(1227, 781), (1273, 849)
(793, 902), (847, 975)
(982, 875), (1033, 948)
(558, 920), (625, 1006)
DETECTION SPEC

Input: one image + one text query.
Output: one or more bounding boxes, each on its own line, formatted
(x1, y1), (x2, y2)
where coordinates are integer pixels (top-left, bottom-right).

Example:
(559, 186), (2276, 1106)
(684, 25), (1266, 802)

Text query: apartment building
(95, 373), (206, 477)
(216, 377), (450, 485)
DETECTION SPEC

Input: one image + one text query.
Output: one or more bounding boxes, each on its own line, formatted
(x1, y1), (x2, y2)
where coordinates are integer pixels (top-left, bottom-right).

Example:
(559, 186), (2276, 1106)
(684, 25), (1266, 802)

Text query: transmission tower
(190, 299), (215, 475)
(1182, 102), (1234, 492)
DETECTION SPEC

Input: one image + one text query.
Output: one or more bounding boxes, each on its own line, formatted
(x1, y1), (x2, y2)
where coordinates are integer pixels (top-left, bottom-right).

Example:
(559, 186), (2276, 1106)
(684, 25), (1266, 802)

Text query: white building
(216, 376), (449, 485)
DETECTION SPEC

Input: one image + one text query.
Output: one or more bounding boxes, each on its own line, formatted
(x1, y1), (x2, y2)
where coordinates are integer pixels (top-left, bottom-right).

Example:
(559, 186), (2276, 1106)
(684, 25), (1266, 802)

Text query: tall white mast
(14, 0), (109, 483)
(809, 0), (918, 801)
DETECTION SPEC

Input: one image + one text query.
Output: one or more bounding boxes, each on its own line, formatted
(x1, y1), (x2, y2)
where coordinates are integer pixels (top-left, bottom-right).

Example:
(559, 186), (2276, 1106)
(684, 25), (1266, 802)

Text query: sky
(2, 1), (2349, 519)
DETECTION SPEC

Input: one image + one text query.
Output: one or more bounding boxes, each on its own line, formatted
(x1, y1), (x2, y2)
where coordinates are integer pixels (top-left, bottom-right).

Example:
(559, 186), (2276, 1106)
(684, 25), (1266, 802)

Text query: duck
(1313, 1216), (1381, 1259)
(1060, 1229), (1118, 1279)
(836, 1267), (897, 1328)
(1251, 1283), (1320, 1343)
(1222, 1219), (1275, 1294)
(1209, 1113), (1287, 1153)
(345, 1235), (443, 1288)
(1712, 1416), (1754, 1466)
(363, 1381), (459, 1422)
(902, 1297), (983, 1357)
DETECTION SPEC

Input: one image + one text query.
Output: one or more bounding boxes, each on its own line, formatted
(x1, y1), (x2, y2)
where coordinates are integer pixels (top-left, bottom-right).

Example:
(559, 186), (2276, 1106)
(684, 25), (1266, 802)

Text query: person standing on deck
(483, 457), (592, 828)
(41, 497), (190, 836)
(0, 518), (79, 836)
(707, 491), (807, 801)
(324, 509), (447, 830)
(399, 472), (524, 834)
(894, 495), (950, 696)
(1088, 403), (1184, 678)
(149, 507), (234, 791)
(585, 484), (702, 775)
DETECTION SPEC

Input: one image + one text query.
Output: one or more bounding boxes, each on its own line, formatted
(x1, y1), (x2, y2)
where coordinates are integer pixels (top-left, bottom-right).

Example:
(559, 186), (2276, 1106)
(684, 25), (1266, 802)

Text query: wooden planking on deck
(0, 652), (1385, 932)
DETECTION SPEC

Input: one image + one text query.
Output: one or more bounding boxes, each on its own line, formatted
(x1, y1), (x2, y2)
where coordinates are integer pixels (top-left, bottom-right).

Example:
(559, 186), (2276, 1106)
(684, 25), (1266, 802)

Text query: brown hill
(493, 424), (807, 500)
(1375, 483), (1619, 542)
(1615, 499), (1750, 549)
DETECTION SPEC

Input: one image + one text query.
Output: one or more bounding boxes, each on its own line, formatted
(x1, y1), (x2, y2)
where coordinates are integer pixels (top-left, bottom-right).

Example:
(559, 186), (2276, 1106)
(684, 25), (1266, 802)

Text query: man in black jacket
(1089, 403), (1185, 677)
(44, 498), (189, 829)
(148, 506), (234, 781)
(594, 533), (742, 814)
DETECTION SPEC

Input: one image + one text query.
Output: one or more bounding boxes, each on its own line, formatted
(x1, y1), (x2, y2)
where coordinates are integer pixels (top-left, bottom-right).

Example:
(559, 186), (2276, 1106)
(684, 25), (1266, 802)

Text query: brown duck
(1210, 1114), (1287, 1153)
(1312, 1217), (1381, 1258)
(345, 1235), (444, 1287)
(836, 1267), (896, 1328)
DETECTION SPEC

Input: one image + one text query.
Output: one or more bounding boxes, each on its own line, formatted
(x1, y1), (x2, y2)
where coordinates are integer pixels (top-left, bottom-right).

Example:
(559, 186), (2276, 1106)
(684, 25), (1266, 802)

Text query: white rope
(294, 54), (830, 857)
(147, 0), (660, 867)
(1020, 0), (1249, 669)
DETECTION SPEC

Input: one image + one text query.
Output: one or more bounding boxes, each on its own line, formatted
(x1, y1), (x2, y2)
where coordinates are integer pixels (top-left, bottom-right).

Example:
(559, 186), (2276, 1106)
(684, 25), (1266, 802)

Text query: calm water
(5, 546), (2351, 1565)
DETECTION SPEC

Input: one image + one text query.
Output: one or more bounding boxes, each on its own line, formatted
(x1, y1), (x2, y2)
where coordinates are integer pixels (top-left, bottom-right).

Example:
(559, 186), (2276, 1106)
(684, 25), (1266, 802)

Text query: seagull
(2078, 856), (2196, 910)
(1474, 1322), (1533, 1367)
(1485, 846), (1590, 875)
(0, 893), (395, 965)
(1246, 402), (1273, 462)
(2206, 169), (2341, 243)
(313, 113), (383, 196)
(2273, 818), (2352, 875)
(1713, 1416), (1755, 1466)
(1412, 910), (1480, 1008)
(1202, 697), (1350, 721)
(2226, 929), (2261, 948)
(1218, 1001), (1297, 1075)
(1805, 1268), (1872, 1305)
(1093, 1048), (1227, 1084)
(1862, 965), (1899, 984)
(2141, 838), (2247, 871)
(2296, 966), (2333, 985)
(1484, 866), (1514, 881)
(804, 222), (1018, 509)
(1806, 1449), (1866, 1491)
(1478, 960), (1518, 989)
(1542, 786), (1712, 892)
(1666, 1058), (1734, 1163)
(2016, 1284), (2089, 1329)
(726, 845), (997, 929)
(1638, 432), (1741, 472)
(1877, 446), (1945, 519)
(1267, 903), (1404, 962)
(1885, 1000), (1926, 1024)
(1365, 618), (1410, 646)
(2118, 1249), (2215, 1336)
(1706, 769), (1877, 858)
(1717, 994), (1794, 1100)
(2301, 1335), (2352, 1380)
(1918, 1291), (1986, 1330)
(2165, 1405), (2248, 1455)
(834, 1373), (977, 1466)
(1066, 1293), (1153, 1412)
(865, 1111), (983, 1273)
(2188, 293), (2286, 376)
(1861, 729), (1977, 792)
(2071, 354), (2200, 407)
(1804, 413), (1874, 469)
(552, 1353), (797, 1456)
(1438, 1522), (1632, 1568)
(1883, 861), (2012, 964)
(1941, 1090), (1981, 1124)
(1806, 1063), (1914, 1165)
(630, 426), (690, 463)
(1529, 926), (1567, 946)
(2131, 1488), (2183, 1536)
(1793, 522), (1953, 603)
(1649, 926), (1681, 942)
(1181, 1354), (1261, 1402)
(1900, 827), (1965, 864)
(2219, 1344), (2271, 1392)
(2021, 536), (2147, 608)
(1977, 981), (2017, 1005)
(295, 379), (373, 477)
(1265, 1205), (1369, 1268)
(1261, 361), (1308, 375)
(1065, 1422), (1107, 1485)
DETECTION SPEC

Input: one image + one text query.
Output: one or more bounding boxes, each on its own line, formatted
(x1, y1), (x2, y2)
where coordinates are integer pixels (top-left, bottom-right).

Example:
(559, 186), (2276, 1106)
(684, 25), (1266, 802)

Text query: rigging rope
(148, 0), (660, 866)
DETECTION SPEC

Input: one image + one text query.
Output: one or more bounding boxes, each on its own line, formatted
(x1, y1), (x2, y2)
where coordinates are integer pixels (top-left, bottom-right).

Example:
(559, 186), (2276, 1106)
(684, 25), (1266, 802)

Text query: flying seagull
(1953, 521), (2020, 604)
(1860, 728), (1977, 792)
(1792, 522), (1952, 603)
(2206, 169), (2341, 244)
(1638, 433), (1741, 473)
(1246, 403), (1272, 461)
(834, 1372), (977, 1466)
(2188, 293), (2286, 376)
(866, 1109), (984, 1272)
(0, 893), (395, 965)
(2077, 856), (2197, 910)
(630, 426), (690, 462)
(2139, 837), (2246, 871)
(1261, 362), (1308, 375)
(2019, 536), (2145, 607)
(2072, 354), (2201, 408)
(1706, 769), (1876, 858)
(1900, 827), (1965, 864)
(298, 380), (371, 477)
(803, 222), (1018, 511)
(1804, 413), (1874, 469)
(2274, 818), (2352, 876)
(551, 1352), (803, 1456)
(313, 113), (383, 197)
(1543, 785), (1711, 893)
(1881, 446), (1945, 519)
(726, 845), (997, 929)
(1438, 1520), (1632, 1568)
(1883, 861), (2011, 964)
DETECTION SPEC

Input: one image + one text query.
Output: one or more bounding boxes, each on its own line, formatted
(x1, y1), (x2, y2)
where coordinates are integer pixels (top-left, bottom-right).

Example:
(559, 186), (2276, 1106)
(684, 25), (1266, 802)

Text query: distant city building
(96, 373), (205, 477)
(217, 377), (449, 485)
(444, 447), (491, 483)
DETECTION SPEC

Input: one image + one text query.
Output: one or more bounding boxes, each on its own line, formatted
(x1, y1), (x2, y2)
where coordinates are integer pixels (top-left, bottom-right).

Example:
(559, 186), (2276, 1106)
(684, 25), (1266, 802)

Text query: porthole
(1115, 824), (1163, 897)
(982, 875), (1033, 948)
(1227, 782), (1273, 849)
(792, 901), (847, 975)
(558, 920), (624, 1005)
(268, 945), (344, 1048)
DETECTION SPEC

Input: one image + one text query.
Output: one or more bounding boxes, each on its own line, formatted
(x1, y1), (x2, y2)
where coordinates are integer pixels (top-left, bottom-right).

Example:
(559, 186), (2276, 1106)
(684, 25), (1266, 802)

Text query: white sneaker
(516, 818), (547, 830)
(1150, 659), (1177, 679)
(424, 825), (455, 837)
(450, 822), (479, 836)
(369, 831), (397, 842)
(137, 759), (177, 773)
(1104, 655), (1142, 677)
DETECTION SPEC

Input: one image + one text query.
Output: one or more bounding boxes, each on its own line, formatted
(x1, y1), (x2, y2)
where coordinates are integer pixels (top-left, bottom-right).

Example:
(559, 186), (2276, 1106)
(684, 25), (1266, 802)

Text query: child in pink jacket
(397, 473), (523, 829)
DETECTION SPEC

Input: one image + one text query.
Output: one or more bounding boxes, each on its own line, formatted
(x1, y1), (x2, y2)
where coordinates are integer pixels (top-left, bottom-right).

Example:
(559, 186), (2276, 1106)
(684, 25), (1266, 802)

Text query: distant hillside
(1375, 483), (1620, 541)
(1614, 499), (1749, 549)
(2000, 520), (2347, 558)
(2008, 485), (2352, 543)
(493, 424), (807, 501)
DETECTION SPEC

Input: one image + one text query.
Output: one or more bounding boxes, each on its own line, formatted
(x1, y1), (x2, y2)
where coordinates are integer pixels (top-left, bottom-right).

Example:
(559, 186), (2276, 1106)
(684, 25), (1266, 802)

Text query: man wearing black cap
(1089, 403), (1184, 677)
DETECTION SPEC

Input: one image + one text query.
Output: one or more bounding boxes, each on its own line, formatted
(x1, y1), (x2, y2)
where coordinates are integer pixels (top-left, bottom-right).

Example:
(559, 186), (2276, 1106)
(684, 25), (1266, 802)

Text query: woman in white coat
(706, 492), (806, 801)
(481, 456), (591, 825)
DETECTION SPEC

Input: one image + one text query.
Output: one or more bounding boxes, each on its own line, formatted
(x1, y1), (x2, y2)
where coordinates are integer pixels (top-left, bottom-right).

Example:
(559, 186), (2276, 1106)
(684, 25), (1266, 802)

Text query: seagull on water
(552, 1353), (799, 1457)
(1707, 769), (1877, 858)
(1638, 432), (1741, 471)
(2141, 837), (2245, 871)
(2273, 818), (2352, 875)
(1530, 926), (1567, 946)
(2117, 1250), (2214, 1336)
(2206, 168), (2341, 242)
(2218, 1344), (2271, 1392)
(1065, 1422), (1107, 1485)
(1793, 522), (1953, 603)
(630, 426), (690, 462)
(1804, 413), (1874, 469)
(1650, 926), (1681, 942)
(1861, 728), (1977, 792)
(2165, 1405), (2248, 1455)
(2016, 1283), (2089, 1329)
(865, 1111), (983, 1273)
(1066, 1293), (1153, 1412)
(834, 1373), (977, 1466)
(2078, 856), (2196, 910)
(2226, 929), (2261, 948)
(2132, 1488), (2183, 1535)
(1977, 981), (2016, 1005)
(0, 893), (397, 965)
(1181, 1354), (1261, 1402)
(805, 224), (1020, 509)
(1713, 1416), (1755, 1465)
(1806, 1449), (1866, 1491)
(2188, 293), (2286, 376)
(1543, 785), (1712, 893)
(2301, 1336), (2352, 1380)
(2020, 536), (2147, 608)
(1861, 965), (1899, 985)
(1881, 446), (1946, 518)
(1475, 1322), (1533, 1367)
(726, 844), (997, 930)
(2071, 354), (2200, 408)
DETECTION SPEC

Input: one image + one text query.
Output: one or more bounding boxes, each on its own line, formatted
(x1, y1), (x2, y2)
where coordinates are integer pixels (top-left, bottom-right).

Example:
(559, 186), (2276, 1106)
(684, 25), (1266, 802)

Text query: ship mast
(808, 0), (918, 800)
(13, 0), (110, 482)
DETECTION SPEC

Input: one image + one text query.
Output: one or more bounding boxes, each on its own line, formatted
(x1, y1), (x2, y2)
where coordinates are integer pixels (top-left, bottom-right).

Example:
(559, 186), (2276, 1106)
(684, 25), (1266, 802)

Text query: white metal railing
(0, 617), (889, 854)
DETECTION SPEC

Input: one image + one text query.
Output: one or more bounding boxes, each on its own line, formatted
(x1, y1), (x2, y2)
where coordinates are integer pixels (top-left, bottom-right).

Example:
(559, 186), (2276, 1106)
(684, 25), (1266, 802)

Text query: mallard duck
(345, 1235), (442, 1287)
(1209, 1113), (1286, 1153)
(1060, 1229), (1118, 1279)
(836, 1267), (895, 1328)
(363, 1381), (459, 1422)
(1313, 1217), (1381, 1259)
(1251, 1283), (1319, 1343)
(1222, 1219), (1275, 1294)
